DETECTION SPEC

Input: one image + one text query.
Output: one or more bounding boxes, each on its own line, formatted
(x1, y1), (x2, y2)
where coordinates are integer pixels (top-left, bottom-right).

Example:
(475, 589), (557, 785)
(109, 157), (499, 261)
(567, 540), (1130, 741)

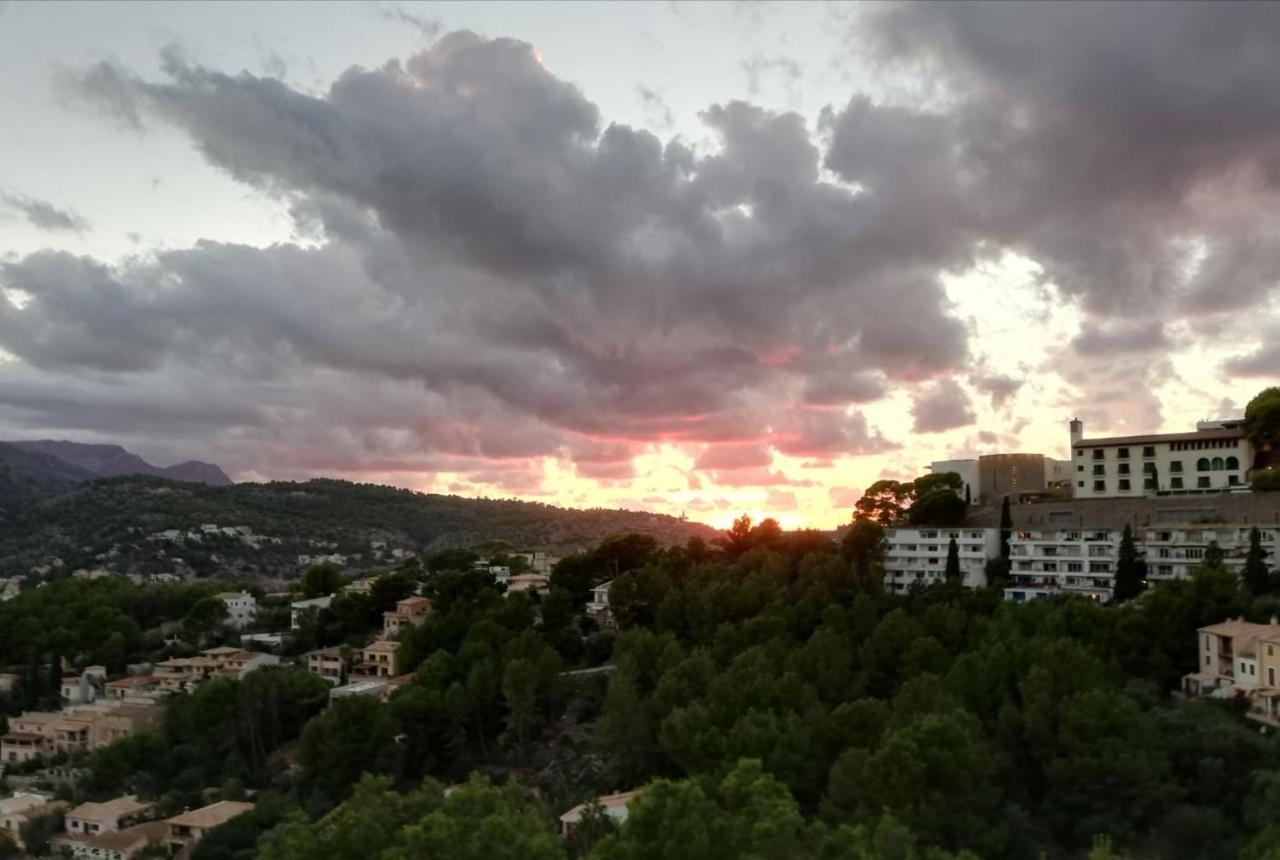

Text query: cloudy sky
(2, 1), (1279, 528)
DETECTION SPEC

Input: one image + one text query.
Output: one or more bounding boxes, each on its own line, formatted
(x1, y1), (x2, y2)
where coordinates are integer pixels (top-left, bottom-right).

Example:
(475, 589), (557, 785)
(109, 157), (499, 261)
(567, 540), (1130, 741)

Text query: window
(1170, 460), (1183, 473)
(1144, 478), (1156, 490)
(1117, 447), (1130, 458)
(1228, 475), (1240, 486)
(1117, 463), (1131, 474)
(1075, 449), (1083, 457)
(1186, 548), (1203, 560)
(1077, 464), (1084, 472)
(1067, 562), (1082, 572)
(1197, 476), (1211, 488)
(1077, 481), (1084, 488)
(1172, 477), (1184, 489)
(1118, 479), (1131, 490)
(1226, 456), (1239, 470)
(1211, 456), (1224, 470)
(1093, 480), (1105, 491)
(1093, 464), (1105, 475)
(1197, 458), (1210, 471)
(1143, 446), (1155, 457)
(1093, 449), (1105, 460)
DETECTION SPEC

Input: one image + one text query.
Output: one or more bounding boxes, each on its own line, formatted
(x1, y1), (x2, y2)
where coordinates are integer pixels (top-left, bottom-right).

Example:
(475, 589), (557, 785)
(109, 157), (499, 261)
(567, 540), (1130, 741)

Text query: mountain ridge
(4, 439), (232, 486)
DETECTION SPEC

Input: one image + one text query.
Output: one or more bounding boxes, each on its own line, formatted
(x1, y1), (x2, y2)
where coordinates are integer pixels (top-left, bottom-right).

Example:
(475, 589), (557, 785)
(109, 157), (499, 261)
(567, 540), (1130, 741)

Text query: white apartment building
(290, 595), (333, 630)
(1142, 525), (1277, 582)
(218, 592), (257, 629)
(1005, 528), (1120, 603)
(1069, 418), (1255, 499)
(883, 527), (998, 592)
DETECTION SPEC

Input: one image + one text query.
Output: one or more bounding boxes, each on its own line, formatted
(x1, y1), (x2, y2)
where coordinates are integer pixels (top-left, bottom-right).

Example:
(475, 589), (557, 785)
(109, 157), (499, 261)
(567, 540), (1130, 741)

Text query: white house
(217, 593), (257, 629)
(290, 595), (333, 630)
(559, 790), (638, 838)
(587, 581), (614, 627)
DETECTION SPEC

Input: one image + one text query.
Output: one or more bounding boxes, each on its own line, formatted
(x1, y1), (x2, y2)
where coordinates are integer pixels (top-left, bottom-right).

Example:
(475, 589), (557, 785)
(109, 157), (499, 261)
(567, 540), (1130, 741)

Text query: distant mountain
(0, 442), (100, 509)
(4, 440), (232, 486)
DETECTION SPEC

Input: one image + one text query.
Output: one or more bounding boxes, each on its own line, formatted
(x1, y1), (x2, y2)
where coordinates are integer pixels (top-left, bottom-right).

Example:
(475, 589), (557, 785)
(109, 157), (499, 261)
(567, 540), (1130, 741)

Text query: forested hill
(0, 476), (717, 578)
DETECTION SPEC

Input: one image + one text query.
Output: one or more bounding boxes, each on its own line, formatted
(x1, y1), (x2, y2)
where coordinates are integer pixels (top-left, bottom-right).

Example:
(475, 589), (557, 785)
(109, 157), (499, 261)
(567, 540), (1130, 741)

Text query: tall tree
(999, 496), (1012, 561)
(1243, 527), (1272, 597)
(1204, 540), (1226, 569)
(854, 480), (913, 526)
(944, 536), (962, 583)
(842, 519), (885, 583)
(1112, 524), (1146, 602)
(1244, 387), (1280, 469)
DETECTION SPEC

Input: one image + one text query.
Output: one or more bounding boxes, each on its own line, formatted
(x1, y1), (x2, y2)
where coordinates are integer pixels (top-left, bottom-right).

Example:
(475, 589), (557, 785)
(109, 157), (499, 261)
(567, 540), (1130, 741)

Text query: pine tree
(945, 536), (962, 583)
(999, 496), (1012, 561)
(1243, 527), (1272, 597)
(1204, 540), (1226, 569)
(1112, 524), (1146, 602)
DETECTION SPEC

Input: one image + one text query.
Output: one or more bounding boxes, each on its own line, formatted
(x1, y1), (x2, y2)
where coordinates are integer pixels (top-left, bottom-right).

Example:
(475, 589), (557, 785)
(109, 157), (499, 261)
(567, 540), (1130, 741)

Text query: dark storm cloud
(13, 7), (1280, 486)
(7, 30), (1001, 479)
(1, 192), (90, 233)
(911, 379), (975, 434)
(856, 2), (1280, 320)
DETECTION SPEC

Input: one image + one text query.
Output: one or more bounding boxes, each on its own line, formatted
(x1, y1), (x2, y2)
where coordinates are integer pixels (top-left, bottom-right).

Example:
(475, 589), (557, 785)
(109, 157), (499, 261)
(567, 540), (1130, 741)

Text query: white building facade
(1069, 418), (1255, 499)
(1143, 525), (1277, 582)
(218, 593), (257, 629)
(883, 528), (998, 592)
(1005, 528), (1120, 603)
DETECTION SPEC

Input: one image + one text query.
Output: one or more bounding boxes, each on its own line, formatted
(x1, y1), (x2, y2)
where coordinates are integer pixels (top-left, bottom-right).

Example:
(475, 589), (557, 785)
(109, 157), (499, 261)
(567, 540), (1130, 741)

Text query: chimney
(1069, 418), (1084, 446)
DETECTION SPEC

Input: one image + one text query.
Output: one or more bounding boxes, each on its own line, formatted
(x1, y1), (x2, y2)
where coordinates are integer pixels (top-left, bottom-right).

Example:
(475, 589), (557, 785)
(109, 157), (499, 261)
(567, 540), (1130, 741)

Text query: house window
(1118, 463), (1131, 474)
(1172, 477), (1183, 489)
(1118, 479), (1131, 490)
(1093, 480), (1105, 492)
(1143, 446), (1155, 457)
(1117, 447), (1130, 458)
(1197, 476), (1211, 488)
(1211, 456), (1224, 470)
(1093, 449), (1105, 460)
(1226, 456), (1239, 470)
(1197, 458), (1210, 471)
(1143, 478), (1156, 490)
(1067, 562), (1082, 572)
(1228, 475), (1240, 486)
(1076, 481), (1084, 488)
(1170, 461), (1183, 473)
(1093, 464), (1105, 476)
(1077, 465), (1084, 472)
(1075, 449), (1083, 457)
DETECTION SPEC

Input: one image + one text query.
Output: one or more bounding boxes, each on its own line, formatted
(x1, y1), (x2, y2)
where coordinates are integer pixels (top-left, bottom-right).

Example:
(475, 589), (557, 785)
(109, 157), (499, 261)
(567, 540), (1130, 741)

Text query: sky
(2, 1), (1279, 529)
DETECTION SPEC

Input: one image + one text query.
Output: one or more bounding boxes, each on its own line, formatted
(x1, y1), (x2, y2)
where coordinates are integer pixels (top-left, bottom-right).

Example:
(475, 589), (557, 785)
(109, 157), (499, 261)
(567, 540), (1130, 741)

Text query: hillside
(0, 476), (718, 579)
(4, 439), (233, 486)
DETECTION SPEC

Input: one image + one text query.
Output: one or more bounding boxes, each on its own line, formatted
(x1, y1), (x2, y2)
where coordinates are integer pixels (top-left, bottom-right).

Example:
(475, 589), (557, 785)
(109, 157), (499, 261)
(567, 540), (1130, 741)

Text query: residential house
(103, 675), (161, 702)
(164, 801), (254, 858)
(1184, 617), (1280, 725)
(383, 596), (432, 637)
(52, 820), (170, 860)
(355, 639), (401, 679)
(290, 595), (333, 630)
(507, 573), (551, 596)
(586, 581), (614, 628)
(0, 792), (64, 851)
(218, 592), (258, 628)
(2, 702), (162, 763)
(304, 647), (349, 686)
(63, 795), (153, 836)
(1004, 528), (1119, 603)
(559, 790), (638, 838)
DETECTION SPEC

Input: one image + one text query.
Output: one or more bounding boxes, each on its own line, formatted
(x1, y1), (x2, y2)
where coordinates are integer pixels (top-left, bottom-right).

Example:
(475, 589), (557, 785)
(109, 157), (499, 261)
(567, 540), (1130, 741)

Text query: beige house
(0, 792), (65, 851)
(1185, 617), (1280, 724)
(560, 790), (638, 838)
(64, 795), (153, 836)
(507, 573), (551, 596)
(305, 647), (349, 685)
(165, 801), (254, 858)
(53, 820), (168, 860)
(0, 702), (162, 763)
(356, 639), (402, 678)
(383, 596), (432, 637)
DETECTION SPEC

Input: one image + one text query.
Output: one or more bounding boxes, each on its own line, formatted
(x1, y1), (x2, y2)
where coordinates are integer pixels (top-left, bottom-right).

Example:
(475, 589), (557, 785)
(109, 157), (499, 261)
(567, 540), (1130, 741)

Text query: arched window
(1226, 456), (1239, 470)
(1212, 457), (1225, 471)
(1197, 458), (1210, 471)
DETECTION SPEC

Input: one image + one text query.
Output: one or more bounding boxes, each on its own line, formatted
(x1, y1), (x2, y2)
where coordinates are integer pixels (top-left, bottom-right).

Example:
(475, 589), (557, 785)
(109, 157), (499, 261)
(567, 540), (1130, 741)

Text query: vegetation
(1112, 525), (1146, 602)
(1244, 387), (1280, 468)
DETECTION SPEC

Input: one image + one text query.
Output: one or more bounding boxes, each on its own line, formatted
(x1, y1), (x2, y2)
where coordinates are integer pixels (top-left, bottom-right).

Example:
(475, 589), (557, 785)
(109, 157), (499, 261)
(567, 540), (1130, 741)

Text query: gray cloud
(1070, 321), (1169, 356)
(911, 378), (976, 433)
(1, 192), (90, 233)
(1223, 327), (1280, 378)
